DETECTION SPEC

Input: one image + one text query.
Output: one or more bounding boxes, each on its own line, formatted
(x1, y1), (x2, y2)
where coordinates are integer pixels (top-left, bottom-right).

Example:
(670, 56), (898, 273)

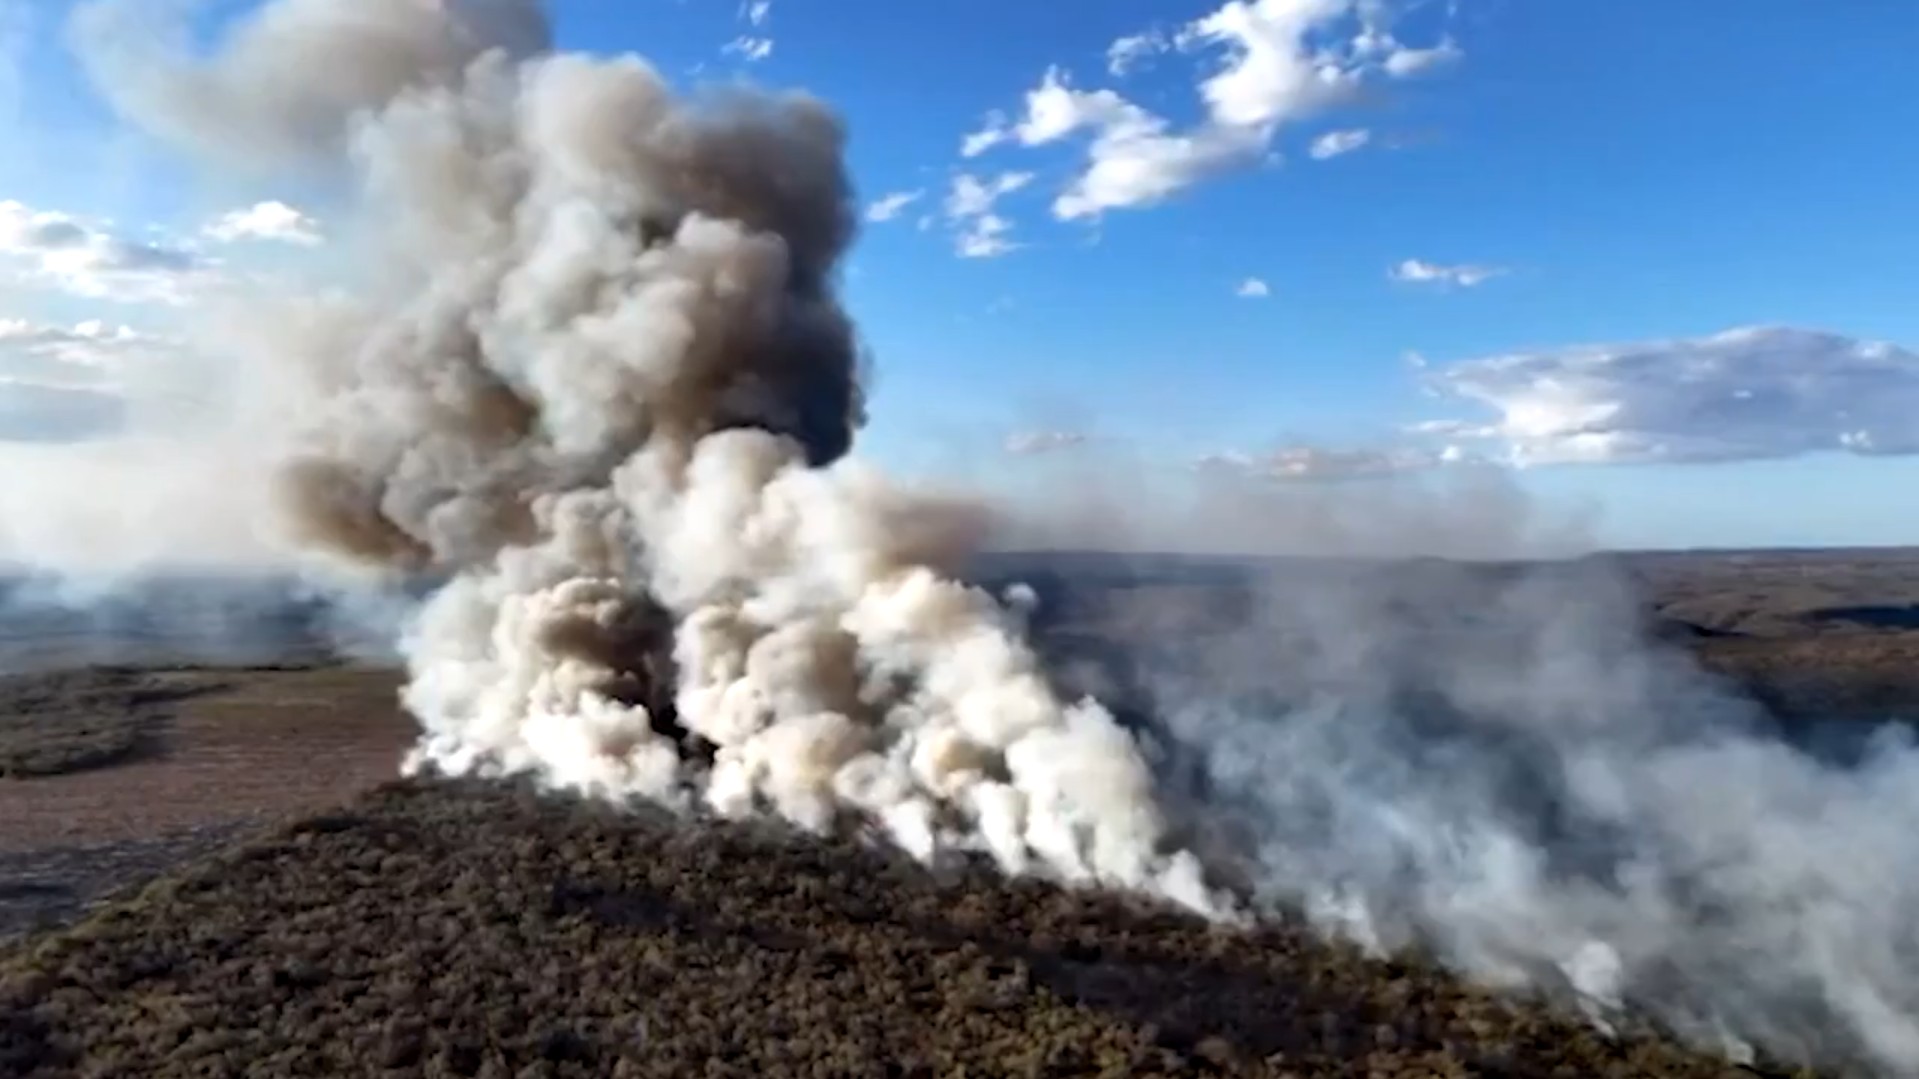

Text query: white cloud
(1013, 67), (1145, 145)
(946, 172), (1032, 217)
(1389, 258), (1506, 288)
(864, 189), (924, 223)
(0, 318), (137, 384)
(1423, 325), (1919, 467)
(1006, 430), (1088, 455)
(723, 0), (774, 61)
(956, 215), (1018, 258)
(0, 200), (211, 304)
(204, 200), (323, 246)
(1186, 0), (1364, 131)
(1010, 66), (1263, 220)
(960, 112), (1010, 157)
(965, 0), (1461, 220)
(1106, 30), (1168, 76)
(944, 172), (1032, 258)
(722, 35), (773, 61)
(1309, 127), (1371, 159)
(0, 318), (167, 441)
(1383, 36), (1462, 77)
(1236, 277), (1271, 298)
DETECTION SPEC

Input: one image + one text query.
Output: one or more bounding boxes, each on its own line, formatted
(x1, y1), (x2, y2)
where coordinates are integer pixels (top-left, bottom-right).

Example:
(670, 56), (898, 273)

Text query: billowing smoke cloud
(67, 2), (1919, 1076)
(72, 0), (1212, 907)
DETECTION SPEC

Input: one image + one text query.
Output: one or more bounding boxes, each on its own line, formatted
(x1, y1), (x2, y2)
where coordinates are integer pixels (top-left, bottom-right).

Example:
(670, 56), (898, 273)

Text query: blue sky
(2, 1), (1918, 550)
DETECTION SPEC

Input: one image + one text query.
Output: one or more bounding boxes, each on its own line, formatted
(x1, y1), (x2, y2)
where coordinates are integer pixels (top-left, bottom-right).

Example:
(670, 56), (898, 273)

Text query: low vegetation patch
(0, 669), (213, 779)
(0, 778), (1791, 1078)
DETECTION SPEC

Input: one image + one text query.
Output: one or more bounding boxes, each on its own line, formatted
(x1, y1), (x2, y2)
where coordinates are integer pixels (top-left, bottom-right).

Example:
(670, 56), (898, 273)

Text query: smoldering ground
(37, 0), (1919, 1076)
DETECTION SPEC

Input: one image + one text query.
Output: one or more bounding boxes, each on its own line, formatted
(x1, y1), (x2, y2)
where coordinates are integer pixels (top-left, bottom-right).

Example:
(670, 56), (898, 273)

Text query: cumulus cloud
(0, 199), (210, 304)
(204, 200), (323, 246)
(1005, 430), (1088, 455)
(863, 189), (923, 223)
(944, 171), (1032, 258)
(1309, 127), (1371, 159)
(963, 0), (1460, 220)
(1389, 258), (1506, 288)
(1236, 276), (1271, 298)
(1423, 325), (1919, 466)
(1002, 64), (1265, 220)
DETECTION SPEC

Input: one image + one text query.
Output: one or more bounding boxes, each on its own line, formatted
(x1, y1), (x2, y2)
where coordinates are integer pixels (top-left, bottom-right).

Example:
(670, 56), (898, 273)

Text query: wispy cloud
(1309, 127), (1371, 160)
(1421, 325), (1919, 466)
(723, 0), (774, 61)
(1236, 277), (1271, 298)
(864, 189), (924, 223)
(1389, 258), (1507, 288)
(204, 200), (322, 246)
(944, 171), (1032, 258)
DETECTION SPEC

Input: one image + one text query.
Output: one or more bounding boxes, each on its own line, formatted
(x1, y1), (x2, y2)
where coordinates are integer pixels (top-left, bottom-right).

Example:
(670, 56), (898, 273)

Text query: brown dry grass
(0, 778), (1785, 1079)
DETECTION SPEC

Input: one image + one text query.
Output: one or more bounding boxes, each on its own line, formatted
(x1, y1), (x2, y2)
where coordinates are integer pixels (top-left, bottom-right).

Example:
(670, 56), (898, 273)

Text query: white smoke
(1023, 535), (1919, 1077)
(63, 2), (1919, 1076)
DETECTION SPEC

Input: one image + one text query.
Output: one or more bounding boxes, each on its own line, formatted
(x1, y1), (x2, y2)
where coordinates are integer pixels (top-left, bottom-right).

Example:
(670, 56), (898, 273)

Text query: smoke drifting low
(1100, 551), (1919, 1077)
(65, 1), (1919, 1076)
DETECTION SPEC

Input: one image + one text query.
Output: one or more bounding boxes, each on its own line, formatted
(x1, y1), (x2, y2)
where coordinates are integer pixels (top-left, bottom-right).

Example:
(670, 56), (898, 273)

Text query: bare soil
(0, 664), (410, 947)
(0, 665), (408, 852)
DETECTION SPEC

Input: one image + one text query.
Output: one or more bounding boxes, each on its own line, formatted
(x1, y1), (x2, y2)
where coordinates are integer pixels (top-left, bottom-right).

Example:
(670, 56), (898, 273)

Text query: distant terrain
(5, 547), (1917, 1076)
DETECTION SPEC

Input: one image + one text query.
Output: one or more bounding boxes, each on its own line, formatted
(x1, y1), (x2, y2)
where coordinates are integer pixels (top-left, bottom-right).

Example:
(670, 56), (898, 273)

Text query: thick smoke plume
(69, 2), (1919, 1076)
(74, 0), (1212, 908)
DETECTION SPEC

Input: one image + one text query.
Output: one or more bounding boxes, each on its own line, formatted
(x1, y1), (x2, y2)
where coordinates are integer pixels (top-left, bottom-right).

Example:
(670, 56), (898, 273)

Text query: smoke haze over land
(13, 1), (1918, 1075)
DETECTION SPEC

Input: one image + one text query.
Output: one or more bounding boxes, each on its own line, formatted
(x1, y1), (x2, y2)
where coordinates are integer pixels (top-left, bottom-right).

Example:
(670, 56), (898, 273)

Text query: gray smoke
(69, 0), (551, 171)
(988, 462), (1919, 1076)
(72, 0), (1212, 908)
(67, 2), (1919, 1076)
